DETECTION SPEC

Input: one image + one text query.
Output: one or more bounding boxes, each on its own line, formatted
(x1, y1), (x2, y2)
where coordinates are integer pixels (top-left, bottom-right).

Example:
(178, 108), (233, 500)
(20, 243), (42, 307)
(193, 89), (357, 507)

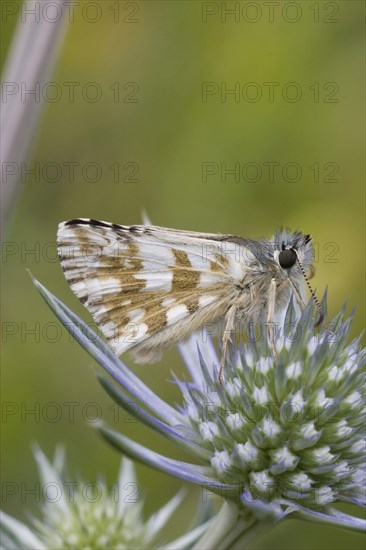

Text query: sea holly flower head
(0, 446), (210, 550)
(32, 277), (366, 546)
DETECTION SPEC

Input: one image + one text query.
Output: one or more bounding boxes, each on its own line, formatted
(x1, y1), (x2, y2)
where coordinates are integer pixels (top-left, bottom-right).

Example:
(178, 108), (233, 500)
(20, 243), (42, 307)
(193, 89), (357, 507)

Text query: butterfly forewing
(57, 219), (253, 362)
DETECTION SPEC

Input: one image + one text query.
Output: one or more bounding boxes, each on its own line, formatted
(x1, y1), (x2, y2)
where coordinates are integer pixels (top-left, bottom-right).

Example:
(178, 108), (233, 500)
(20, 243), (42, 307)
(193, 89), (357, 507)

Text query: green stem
(193, 502), (275, 550)
(226, 519), (275, 549)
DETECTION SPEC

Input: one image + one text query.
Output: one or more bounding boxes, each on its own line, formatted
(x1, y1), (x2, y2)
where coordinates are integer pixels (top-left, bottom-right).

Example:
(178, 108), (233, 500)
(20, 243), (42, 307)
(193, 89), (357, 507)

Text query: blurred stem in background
(0, 0), (74, 237)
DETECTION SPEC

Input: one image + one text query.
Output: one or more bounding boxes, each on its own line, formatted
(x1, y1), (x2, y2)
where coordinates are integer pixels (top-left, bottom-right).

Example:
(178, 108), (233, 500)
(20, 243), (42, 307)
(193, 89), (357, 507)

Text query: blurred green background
(1, 1), (365, 548)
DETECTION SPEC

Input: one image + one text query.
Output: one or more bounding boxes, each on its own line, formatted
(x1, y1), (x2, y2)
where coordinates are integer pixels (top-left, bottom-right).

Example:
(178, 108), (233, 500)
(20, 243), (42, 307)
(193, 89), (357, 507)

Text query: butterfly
(57, 218), (322, 383)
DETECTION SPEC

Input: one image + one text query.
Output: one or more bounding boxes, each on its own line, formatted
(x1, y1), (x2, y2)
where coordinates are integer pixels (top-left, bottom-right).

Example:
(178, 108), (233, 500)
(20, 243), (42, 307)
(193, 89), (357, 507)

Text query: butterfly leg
(288, 278), (329, 337)
(288, 278), (306, 310)
(267, 278), (278, 359)
(219, 304), (237, 386)
(308, 264), (316, 280)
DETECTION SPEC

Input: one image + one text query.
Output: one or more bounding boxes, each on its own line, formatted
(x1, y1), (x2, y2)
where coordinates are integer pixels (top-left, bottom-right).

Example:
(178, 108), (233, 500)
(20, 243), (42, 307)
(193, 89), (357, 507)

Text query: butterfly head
(272, 229), (313, 272)
(271, 228), (323, 325)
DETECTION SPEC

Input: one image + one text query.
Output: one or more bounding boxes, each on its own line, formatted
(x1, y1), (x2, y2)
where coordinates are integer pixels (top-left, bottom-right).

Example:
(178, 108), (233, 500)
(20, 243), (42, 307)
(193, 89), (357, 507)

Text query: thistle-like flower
(32, 278), (366, 547)
(0, 446), (210, 550)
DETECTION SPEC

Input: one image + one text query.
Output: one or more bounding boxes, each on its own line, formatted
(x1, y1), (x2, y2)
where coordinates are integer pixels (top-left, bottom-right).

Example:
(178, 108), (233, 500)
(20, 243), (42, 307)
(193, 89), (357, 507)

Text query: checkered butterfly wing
(57, 219), (250, 363)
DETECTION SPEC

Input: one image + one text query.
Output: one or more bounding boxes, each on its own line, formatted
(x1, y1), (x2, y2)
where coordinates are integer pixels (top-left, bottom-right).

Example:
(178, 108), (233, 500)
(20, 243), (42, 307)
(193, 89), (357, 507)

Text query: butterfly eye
(279, 249), (297, 269)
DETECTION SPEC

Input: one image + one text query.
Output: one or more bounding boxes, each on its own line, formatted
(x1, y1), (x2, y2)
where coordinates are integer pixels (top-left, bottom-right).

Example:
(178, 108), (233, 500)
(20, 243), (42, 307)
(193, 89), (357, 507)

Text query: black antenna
(294, 251), (324, 327)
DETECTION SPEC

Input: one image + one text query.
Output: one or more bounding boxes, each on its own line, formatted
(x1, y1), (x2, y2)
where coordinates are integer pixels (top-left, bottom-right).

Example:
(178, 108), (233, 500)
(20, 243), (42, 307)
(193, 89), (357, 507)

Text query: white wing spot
(135, 270), (172, 291)
(166, 304), (189, 325)
(128, 308), (145, 322)
(227, 257), (247, 281)
(138, 242), (175, 264)
(199, 295), (217, 308)
(199, 271), (223, 288)
(161, 297), (176, 307)
(71, 281), (87, 295)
